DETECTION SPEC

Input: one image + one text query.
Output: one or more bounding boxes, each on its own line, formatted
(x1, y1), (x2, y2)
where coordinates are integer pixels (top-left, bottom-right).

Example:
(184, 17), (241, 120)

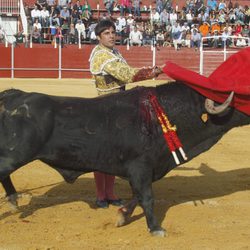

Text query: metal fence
(199, 35), (250, 75)
(0, 0), (20, 16)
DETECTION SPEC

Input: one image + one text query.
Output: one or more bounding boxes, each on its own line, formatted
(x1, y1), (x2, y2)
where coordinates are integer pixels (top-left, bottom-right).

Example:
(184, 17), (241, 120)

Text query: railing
(0, 37), (157, 79)
(0, 0), (20, 16)
(200, 35), (250, 75)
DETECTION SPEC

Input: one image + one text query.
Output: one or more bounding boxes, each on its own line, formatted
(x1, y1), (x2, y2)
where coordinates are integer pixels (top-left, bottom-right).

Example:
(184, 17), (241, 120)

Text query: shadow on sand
(0, 163), (249, 226)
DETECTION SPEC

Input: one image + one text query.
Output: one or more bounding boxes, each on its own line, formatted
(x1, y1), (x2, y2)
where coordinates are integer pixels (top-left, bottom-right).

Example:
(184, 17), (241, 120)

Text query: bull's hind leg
(1, 176), (18, 209)
(116, 196), (138, 227)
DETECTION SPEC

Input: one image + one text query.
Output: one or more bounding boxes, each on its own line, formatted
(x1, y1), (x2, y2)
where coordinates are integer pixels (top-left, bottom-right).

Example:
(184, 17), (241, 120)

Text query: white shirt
(129, 30), (142, 43)
(31, 9), (41, 18)
(40, 9), (49, 18)
(33, 22), (42, 30)
(117, 17), (126, 28)
(75, 23), (86, 33)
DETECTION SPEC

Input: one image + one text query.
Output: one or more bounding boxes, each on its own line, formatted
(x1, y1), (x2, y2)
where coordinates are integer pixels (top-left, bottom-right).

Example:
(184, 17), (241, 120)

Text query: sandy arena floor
(0, 78), (249, 250)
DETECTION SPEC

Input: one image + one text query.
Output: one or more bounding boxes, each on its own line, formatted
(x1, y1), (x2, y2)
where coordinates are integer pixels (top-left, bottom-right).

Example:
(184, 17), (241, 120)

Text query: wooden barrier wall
(0, 44), (200, 79)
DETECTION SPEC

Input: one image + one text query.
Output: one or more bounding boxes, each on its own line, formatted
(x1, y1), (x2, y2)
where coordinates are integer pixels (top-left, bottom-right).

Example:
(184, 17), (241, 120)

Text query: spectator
(32, 26), (42, 43)
(181, 22), (190, 32)
(116, 14), (127, 44)
(185, 9), (193, 27)
(210, 29), (221, 47)
(36, 0), (47, 10)
(129, 26), (142, 46)
(57, 0), (68, 12)
(156, 30), (165, 47)
(171, 21), (181, 41)
(228, 0), (233, 11)
(117, 13), (127, 29)
(87, 21), (97, 39)
(194, 0), (204, 15)
(82, 0), (92, 17)
(61, 20), (69, 43)
(73, 0), (82, 16)
(31, 5), (41, 24)
(209, 10), (217, 24)
(133, 0), (141, 18)
(199, 21), (210, 37)
(164, 0), (172, 11)
(241, 24), (250, 38)
(49, 6), (60, 26)
(186, 0), (193, 13)
(236, 34), (247, 47)
(211, 21), (221, 34)
(82, 9), (91, 24)
(197, 9), (209, 24)
(151, 8), (160, 25)
(218, 0), (226, 11)
(60, 6), (70, 25)
(224, 23), (233, 35)
(207, 0), (217, 12)
(75, 19), (86, 42)
(173, 30), (183, 50)
(156, 0), (163, 14)
(71, 9), (80, 25)
(68, 23), (77, 44)
(55, 25), (64, 45)
(184, 29), (191, 48)
(160, 9), (169, 26)
(40, 6), (50, 27)
(14, 31), (26, 46)
(169, 9), (178, 25)
(221, 27), (231, 47)
(245, 6), (250, 24)
(90, 27), (97, 44)
(218, 9), (226, 25)
(120, 0), (132, 16)
(50, 21), (57, 40)
(234, 21), (243, 36)
(33, 18), (42, 31)
(236, 8), (245, 23)
(126, 13), (134, 30)
(142, 27), (153, 46)
(46, 0), (56, 11)
(104, 0), (114, 16)
(228, 9), (236, 24)
(191, 28), (201, 49)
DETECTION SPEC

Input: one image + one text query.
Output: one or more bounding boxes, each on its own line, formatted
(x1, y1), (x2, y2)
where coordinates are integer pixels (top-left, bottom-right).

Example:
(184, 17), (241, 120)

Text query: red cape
(162, 47), (250, 115)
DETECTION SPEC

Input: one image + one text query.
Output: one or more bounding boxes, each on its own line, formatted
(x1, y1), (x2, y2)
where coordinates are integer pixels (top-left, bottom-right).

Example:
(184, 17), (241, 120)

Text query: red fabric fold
(162, 47), (250, 115)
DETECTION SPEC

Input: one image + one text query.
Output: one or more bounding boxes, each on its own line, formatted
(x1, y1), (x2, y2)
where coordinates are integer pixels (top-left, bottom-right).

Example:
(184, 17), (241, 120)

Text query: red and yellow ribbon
(149, 94), (188, 165)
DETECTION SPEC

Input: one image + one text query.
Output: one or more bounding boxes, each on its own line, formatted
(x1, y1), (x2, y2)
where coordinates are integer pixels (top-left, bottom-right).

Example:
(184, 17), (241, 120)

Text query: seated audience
(129, 26), (142, 46)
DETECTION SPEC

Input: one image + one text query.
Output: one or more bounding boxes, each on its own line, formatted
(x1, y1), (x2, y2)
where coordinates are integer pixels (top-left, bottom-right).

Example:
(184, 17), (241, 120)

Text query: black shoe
(96, 199), (109, 208)
(107, 199), (123, 206)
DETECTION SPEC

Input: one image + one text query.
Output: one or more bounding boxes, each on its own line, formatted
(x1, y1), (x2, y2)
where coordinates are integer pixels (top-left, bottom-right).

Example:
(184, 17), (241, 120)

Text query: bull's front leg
(128, 164), (166, 237)
(138, 185), (166, 237)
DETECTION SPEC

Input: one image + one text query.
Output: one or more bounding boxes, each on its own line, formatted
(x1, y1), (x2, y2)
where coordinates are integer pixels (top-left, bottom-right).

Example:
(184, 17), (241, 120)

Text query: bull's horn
(205, 91), (234, 115)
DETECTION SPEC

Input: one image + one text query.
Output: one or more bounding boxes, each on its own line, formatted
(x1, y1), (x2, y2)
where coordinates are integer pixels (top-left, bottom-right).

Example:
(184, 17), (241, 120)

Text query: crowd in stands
(7, 0), (250, 49)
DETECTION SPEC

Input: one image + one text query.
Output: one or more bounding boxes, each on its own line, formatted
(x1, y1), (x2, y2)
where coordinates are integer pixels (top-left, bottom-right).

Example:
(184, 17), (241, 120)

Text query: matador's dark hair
(95, 19), (116, 36)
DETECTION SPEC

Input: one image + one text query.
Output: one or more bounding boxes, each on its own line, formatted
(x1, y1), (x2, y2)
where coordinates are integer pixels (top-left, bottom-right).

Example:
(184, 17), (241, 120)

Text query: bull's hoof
(150, 228), (166, 237)
(7, 193), (19, 211)
(115, 207), (128, 227)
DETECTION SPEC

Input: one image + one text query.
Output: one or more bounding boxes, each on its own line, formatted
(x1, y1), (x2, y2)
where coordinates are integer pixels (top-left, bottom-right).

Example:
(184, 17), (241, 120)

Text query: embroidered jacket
(89, 44), (138, 95)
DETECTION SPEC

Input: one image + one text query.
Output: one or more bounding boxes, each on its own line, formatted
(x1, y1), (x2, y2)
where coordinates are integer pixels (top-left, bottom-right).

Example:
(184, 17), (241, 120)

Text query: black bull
(0, 82), (249, 236)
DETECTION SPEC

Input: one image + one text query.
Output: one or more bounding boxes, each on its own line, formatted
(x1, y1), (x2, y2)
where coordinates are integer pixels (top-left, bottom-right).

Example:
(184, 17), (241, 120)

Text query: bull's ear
(205, 91), (234, 115)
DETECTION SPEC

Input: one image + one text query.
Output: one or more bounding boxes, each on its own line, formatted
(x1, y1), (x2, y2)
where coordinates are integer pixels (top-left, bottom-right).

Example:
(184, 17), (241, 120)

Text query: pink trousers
(94, 172), (117, 200)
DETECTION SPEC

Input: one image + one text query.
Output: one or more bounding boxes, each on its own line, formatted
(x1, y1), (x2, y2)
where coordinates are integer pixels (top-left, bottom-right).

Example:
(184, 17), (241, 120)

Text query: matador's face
(98, 27), (116, 49)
